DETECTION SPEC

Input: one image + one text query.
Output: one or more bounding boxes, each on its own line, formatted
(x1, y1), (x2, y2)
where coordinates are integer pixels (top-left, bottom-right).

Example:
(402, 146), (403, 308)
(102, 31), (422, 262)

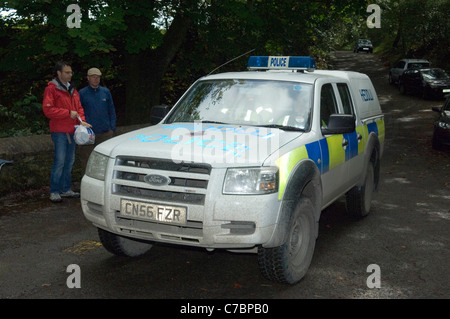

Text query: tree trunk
(124, 11), (192, 124)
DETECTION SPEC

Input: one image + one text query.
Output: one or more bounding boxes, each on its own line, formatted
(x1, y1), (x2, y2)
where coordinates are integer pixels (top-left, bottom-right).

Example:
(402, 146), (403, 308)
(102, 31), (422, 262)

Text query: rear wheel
(258, 198), (316, 284)
(98, 228), (153, 257)
(346, 162), (375, 218)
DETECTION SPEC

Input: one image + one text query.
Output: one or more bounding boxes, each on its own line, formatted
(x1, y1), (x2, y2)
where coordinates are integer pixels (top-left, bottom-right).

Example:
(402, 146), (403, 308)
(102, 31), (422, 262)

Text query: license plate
(443, 89), (450, 93)
(120, 199), (187, 225)
(363, 48), (369, 50)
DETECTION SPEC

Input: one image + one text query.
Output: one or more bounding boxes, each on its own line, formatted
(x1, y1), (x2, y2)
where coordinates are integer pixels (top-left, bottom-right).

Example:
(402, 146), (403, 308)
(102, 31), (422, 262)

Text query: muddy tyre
(98, 228), (153, 257)
(346, 162), (375, 218)
(257, 198), (316, 284)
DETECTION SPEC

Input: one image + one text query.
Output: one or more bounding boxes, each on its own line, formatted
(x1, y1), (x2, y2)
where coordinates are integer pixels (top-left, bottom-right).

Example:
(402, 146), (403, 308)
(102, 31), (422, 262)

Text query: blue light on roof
(247, 56), (316, 71)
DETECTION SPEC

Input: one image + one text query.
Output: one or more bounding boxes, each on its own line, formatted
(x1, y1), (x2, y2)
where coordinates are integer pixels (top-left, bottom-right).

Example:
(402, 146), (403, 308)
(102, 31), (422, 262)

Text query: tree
(366, 0), (449, 69)
(120, 0), (195, 123)
(4, 0), (404, 132)
(1, 0), (199, 124)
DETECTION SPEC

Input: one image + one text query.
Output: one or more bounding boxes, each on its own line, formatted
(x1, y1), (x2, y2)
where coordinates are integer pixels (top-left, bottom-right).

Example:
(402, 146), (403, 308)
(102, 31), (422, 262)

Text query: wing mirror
(150, 105), (171, 125)
(431, 106), (442, 113)
(321, 114), (356, 135)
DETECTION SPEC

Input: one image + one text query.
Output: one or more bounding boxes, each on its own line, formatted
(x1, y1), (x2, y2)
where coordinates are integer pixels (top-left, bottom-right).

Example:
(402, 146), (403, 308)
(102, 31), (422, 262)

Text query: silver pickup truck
(81, 56), (385, 284)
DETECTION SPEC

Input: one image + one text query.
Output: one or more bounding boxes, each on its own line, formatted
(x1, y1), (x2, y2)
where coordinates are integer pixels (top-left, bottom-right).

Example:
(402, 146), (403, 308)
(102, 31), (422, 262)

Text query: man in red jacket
(43, 61), (91, 203)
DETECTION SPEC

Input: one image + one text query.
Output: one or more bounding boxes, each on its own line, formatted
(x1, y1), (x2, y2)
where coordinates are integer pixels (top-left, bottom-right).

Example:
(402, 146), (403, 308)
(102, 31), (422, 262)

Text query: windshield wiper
(258, 124), (305, 132)
(200, 120), (229, 125)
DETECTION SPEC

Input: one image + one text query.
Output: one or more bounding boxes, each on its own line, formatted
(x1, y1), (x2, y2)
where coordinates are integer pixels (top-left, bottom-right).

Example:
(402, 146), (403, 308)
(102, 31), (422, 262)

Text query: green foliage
(0, 93), (49, 137)
(364, 0), (449, 69)
(1, 0), (448, 134)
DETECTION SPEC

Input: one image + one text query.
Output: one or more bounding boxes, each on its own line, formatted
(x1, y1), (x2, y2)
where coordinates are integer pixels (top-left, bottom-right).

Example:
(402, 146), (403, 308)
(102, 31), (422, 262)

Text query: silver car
(389, 58), (430, 84)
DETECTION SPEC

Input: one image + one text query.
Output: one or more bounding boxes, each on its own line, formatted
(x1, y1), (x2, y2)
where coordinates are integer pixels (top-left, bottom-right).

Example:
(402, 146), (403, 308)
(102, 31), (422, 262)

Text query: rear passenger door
(318, 83), (350, 205)
(336, 83), (365, 185)
(409, 70), (422, 92)
(392, 61), (406, 81)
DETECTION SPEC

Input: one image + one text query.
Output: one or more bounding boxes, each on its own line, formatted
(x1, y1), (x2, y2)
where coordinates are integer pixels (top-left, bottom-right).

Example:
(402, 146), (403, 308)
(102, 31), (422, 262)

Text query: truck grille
(112, 157), (211, 205)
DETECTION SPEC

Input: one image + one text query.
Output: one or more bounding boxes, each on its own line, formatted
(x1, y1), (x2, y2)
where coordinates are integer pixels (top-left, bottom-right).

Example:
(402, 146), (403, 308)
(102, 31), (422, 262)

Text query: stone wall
(0, 124), (148, 196)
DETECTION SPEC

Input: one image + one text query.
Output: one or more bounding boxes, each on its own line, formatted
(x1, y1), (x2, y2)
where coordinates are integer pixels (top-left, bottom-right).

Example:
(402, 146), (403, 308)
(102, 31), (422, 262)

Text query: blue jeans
(50, 132), (76, 194)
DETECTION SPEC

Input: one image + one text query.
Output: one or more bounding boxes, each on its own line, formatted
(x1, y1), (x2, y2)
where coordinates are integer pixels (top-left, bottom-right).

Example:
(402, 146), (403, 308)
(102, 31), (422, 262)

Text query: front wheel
(98, 228), (153, 257)
(258, 198), (317, 284)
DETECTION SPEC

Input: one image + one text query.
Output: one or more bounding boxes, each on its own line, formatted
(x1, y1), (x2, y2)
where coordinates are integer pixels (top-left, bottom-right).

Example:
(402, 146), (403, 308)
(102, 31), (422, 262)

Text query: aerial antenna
(208, 49), (255, 75)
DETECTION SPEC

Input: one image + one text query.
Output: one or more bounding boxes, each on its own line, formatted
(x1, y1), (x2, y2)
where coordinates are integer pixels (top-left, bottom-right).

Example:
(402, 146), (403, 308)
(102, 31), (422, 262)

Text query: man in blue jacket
(79, 67), (117, 171)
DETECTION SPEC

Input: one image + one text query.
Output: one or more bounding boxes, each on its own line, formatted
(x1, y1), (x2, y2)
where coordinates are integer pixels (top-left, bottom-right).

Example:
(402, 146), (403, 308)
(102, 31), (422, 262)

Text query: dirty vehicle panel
(81, 56), (384, 284)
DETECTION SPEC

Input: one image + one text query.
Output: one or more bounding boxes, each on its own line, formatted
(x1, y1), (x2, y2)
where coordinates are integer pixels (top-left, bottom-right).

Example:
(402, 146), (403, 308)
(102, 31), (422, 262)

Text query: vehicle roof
(201, 69), (368, 84)
(405, 67), (446, 72)
(401, 58), (430, 63)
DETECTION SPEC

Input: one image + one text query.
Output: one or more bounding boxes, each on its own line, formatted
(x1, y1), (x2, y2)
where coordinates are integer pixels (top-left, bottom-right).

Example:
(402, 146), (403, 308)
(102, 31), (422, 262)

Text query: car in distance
(389, 59), (430, 84)
(354, 39), (373, 53)
(399, 68), (450, 99)
(432, 94), (450, 150)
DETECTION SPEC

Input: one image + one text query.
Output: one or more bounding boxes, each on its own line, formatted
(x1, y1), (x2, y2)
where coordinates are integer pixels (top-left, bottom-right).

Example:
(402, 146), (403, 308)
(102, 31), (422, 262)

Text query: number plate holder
(120, 199), (187, 225)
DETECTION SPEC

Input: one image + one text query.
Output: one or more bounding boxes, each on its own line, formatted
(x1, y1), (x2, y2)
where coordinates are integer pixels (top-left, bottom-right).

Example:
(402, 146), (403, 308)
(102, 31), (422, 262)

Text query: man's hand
(80, 121), (92, 128)
(73, 112), (92, 127)
(70, 111), (79, 119)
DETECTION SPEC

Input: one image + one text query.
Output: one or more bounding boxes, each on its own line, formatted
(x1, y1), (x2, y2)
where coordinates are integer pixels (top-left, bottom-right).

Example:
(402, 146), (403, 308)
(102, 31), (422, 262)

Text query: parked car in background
(354, 39), (373, 53)
(389, 59), (430, 84)
(399, 68), (450, 99)
(432, 94), (450, 150)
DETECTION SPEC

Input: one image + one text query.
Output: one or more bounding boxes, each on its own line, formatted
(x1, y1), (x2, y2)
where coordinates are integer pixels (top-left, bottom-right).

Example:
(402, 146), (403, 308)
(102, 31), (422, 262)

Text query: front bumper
(426, 86), (450, 99)
(433, 126), (450, 147)
(81, 169), (283, 250)
(356, 46), (373, 52)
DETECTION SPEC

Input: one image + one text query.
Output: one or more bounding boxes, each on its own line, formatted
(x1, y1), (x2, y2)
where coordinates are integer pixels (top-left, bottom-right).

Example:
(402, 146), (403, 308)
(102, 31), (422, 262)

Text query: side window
(444, 97), (450, 111)
(337, 83), (354, 115)
(396, 61), (405, 69)
(320, 83), (338, 127)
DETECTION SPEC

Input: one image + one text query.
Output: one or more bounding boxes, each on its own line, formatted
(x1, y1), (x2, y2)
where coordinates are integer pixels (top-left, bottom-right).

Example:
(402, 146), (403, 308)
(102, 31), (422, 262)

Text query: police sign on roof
(248, 56), (316, 70)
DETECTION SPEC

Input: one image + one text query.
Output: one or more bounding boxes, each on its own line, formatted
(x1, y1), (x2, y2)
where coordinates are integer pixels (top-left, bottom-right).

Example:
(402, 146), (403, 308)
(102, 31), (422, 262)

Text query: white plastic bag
(74, 125), (95, 145)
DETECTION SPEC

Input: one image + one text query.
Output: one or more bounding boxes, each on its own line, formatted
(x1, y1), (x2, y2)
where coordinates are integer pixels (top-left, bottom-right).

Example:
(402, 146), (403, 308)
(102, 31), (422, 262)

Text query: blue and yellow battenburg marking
(276, 119), (384, 200)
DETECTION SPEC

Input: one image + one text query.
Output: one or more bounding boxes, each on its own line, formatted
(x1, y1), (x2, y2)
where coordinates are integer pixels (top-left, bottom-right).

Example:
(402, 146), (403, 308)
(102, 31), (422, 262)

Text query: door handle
(357, 133), (363, 142)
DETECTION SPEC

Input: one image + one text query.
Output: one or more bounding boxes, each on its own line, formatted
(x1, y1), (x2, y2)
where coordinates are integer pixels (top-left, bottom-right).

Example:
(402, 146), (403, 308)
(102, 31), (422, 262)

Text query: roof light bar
(247, 56), (316, 71)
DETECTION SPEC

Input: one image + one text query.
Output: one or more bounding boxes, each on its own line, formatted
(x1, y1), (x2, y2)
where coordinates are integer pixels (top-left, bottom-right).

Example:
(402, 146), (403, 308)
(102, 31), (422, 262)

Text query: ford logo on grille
(144, 174), (171, 186)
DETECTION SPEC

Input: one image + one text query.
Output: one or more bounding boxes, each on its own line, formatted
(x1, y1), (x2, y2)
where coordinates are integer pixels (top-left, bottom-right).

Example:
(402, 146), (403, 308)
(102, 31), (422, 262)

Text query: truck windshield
(165, 79), (313, 130)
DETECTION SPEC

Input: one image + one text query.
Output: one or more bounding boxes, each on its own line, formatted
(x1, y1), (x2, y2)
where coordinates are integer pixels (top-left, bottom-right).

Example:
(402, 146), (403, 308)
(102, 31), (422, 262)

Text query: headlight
(437, 121), (450, 129)
(85, 151), (109, 181)
(223, 167), (278, 195)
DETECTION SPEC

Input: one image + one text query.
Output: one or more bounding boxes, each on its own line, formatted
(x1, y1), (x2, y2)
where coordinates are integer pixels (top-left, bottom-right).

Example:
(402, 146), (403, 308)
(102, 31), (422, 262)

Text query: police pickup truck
(81, 56), (385, 284)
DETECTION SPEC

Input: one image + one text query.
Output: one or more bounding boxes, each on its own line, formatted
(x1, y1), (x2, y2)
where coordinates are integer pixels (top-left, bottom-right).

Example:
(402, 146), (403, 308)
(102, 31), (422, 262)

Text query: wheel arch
(281, 159), (322, 218)
(264, 159), (322, 248)
(361, 133), (381, 190)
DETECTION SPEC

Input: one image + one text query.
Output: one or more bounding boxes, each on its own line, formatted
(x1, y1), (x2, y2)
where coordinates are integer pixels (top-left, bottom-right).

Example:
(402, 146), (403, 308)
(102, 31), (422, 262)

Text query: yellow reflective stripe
(356, 125), (367, 154)
(326, 134), (345, 170)
(376, 119), (385, 143)
(276, 145), (308, 200)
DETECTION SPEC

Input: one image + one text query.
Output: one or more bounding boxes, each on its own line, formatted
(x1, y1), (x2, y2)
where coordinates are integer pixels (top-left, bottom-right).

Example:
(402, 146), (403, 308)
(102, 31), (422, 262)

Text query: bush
(0, 93), (49, 137)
